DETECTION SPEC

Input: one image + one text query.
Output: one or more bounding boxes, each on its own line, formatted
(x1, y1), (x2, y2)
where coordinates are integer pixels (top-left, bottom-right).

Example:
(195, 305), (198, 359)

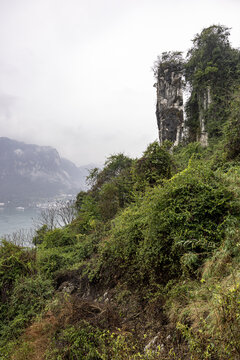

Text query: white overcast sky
(0, 0), (240, 166)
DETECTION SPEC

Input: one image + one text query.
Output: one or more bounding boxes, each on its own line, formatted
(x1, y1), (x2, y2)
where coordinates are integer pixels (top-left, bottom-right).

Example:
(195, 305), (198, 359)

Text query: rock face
(155, 53), (212, 147)
(197, 87), (211, 147)
(155, 55), (184, 146)
(0, 137), (87, 203)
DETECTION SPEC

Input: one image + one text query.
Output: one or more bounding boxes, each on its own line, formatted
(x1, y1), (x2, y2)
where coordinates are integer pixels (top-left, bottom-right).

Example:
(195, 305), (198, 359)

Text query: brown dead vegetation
(11, 291), (121, 360)
(12, 310), (58, 360)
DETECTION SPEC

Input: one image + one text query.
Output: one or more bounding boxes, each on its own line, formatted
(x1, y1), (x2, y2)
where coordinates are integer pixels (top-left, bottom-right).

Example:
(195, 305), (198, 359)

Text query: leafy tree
(153, 51), (183, 79)
(132, 141), (173, 192)
(79, 154), (134, 222)
(88, 154), (133, 194)
(185, 25), (240, 139)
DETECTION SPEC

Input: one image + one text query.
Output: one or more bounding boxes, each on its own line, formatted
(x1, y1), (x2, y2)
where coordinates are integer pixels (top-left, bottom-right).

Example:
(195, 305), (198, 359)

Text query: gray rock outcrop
(155, 52), (184, 146)
(155, 52), (212, 147)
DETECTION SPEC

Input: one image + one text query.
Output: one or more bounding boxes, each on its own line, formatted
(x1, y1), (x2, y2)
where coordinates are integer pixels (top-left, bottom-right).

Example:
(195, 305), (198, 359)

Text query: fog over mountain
(0, 1), (239, 165)
(0, 137), (89, 204)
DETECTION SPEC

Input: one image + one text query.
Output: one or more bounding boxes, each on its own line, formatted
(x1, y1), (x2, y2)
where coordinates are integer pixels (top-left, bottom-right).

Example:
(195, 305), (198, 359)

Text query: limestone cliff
(154, 53), (212, 148)
(154, 52), (184, 146)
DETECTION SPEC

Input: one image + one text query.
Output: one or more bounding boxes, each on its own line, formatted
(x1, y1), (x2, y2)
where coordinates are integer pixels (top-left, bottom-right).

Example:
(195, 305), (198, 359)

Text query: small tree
(153, 51), (183, 79)
(80, 154), (134, 222)
(34, 200), (77, 231)
(36, 206), (58, 230)
(56, 200), (77, 227)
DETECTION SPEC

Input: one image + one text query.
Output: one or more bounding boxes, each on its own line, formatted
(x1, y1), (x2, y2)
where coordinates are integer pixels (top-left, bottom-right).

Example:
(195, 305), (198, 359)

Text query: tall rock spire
(154, 52), (184, 146)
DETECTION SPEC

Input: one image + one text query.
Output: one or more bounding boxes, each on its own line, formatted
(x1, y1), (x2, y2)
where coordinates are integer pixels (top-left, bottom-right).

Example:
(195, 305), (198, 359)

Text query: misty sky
(0, 0), (240, 166)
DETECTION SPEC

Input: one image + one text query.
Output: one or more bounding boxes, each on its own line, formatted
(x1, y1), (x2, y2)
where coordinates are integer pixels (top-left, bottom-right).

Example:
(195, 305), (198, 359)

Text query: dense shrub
(46, 321), (158, 360)
(0, 276), (53, 343)
(224, 88), (240, 160)
(75, 194), (101, 233)
(33, 224), (48, 246)
(99, 160), (233, 285)
(87, 154), (133, 193)
(9, 275), (53, 319)
(46, 322), (106, 359)
(37, 250), (69, 277)
(37, 230), (99, 277)
(40, 228), (77, 249)
(132, 141), (173, 192)
(0, 241), (35, 305)
(0, 241), (53, 352)
(98, 182), (120, 221)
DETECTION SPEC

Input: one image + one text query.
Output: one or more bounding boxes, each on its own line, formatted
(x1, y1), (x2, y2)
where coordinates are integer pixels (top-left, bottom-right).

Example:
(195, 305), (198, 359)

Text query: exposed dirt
(16, 311), (58, 360)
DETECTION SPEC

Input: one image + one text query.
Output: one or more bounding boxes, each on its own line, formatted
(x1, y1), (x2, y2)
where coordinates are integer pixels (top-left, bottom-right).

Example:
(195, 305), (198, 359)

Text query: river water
(0, 207), (40, 238)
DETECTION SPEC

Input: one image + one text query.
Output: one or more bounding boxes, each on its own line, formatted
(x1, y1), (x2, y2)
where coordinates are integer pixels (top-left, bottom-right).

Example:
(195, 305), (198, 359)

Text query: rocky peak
(154, 52), (185, 146)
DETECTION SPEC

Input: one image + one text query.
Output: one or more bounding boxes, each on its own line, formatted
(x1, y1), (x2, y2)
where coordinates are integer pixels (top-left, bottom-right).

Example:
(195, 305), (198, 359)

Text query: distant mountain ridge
(0, 137), (88, 204)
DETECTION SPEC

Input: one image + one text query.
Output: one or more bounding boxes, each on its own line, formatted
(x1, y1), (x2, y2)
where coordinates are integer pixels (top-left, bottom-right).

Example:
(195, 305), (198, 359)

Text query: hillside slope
(1, 25), (240, 360)
(0, 137), (87, 203)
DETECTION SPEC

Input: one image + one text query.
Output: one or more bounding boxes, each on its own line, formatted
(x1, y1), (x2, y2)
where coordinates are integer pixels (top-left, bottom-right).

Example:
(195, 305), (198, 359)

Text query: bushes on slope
(224, 87), (240, 161)
(0, 241), (54, 353)
(99, 160), (234, 286)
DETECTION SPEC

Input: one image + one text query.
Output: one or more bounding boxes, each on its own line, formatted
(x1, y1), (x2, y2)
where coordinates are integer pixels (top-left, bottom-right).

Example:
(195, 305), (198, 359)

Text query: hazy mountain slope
(0, 137), (87, 203)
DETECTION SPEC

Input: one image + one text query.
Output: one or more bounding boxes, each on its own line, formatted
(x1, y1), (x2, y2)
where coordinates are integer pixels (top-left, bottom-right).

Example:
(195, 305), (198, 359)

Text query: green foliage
(76, 190), (89, 211)
(0, 276), (53, 343)
(0, 241), (35, 304)
(88, 154), (133, 194)
(46, 321), (162, 360)
(99, 160), (233, 286)
(224, 88), (240, 160)
(0, 241), (53, 353)
(164, 215), (240, 359)
(172, 142), (205, 171)
(75, 194), (101, 233)
(3, 25), (240, 359)
(98, 182), (120, 221)
(0, 241), (36, 344)
(37, 229), (99, 277)
(46, 322), (106, 359)
(37, 250), (69, 277)
(33, 224), (48, 246)
(153, 51), (183, 78)
(76, 153), (134, 225)
(76, 145), (172, 226)
(9, 275), (53, 320)
(40, 228), (77, 249)
(185, 25), (240, 139)
(141, 162), (232, 279)
(185, 25), (237, 87)
(36, 228), (86, 277)
(132, 141), (173, 192)
(175, 277), (240, 360)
